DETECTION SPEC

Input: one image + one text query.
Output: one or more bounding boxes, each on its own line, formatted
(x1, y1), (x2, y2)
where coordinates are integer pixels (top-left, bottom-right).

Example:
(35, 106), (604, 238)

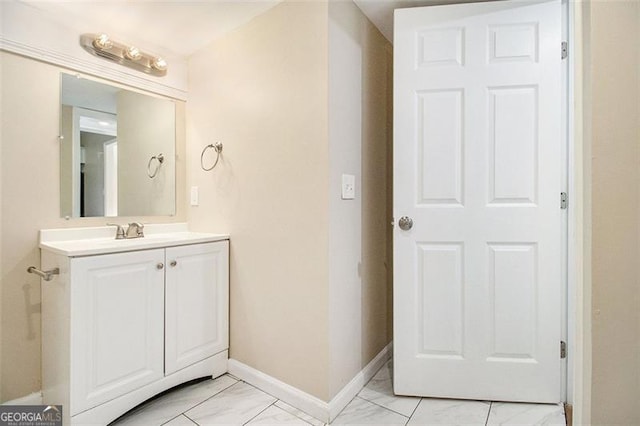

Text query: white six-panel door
(394, 0), (563, 402)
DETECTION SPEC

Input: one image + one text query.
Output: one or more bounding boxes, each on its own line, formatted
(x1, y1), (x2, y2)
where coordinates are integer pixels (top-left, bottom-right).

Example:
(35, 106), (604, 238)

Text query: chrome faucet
(126, 222), (145, 239)
(107, 222), (144, 239)
(107, 223), (126, 240)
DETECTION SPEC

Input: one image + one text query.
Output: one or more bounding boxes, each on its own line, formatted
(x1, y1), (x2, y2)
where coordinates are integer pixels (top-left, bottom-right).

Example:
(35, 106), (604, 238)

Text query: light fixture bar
(80, 33), (168, 77)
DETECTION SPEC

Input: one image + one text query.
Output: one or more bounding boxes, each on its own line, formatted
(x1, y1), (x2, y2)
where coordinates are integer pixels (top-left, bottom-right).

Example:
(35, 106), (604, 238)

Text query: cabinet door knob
(156, 263), (164, 270)
(170, 260), (177, 267)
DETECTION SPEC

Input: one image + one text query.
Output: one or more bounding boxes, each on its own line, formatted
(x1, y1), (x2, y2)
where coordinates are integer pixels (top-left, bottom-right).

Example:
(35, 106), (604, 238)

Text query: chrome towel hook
(147, 153), (165, 178)
(201, 142), (223, 171)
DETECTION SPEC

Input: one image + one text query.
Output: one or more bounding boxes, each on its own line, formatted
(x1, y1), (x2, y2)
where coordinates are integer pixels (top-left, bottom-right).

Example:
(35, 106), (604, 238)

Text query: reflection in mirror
(60, 73), (176, 218)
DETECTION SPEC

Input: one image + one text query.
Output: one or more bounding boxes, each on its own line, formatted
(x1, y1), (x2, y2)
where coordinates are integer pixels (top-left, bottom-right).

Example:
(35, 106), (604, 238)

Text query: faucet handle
(127, 222), (145, 238)
(107, 223), (125, 240)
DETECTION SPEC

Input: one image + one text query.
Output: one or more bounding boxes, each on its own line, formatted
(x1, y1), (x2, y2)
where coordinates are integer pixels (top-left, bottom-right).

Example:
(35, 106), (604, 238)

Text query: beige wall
(359, 8), (393, 371)
(188, 0), (391, 401)
(117, 90), (176, 217)
(0, 51), (187, 402)
(2, 0), (392, 404)
(187, 1), (331, 401)
(589, 0), (640, 424)
(328, 0), (363, 397)
(327, 0), (392, 398)
(0, 53), (3, 402)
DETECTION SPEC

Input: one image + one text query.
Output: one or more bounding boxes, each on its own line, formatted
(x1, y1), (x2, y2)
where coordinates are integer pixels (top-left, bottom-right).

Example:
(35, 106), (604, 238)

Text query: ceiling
(19, 0), (484, 57)
(353, 0), (483, 42)
(19, 0), (282, 57)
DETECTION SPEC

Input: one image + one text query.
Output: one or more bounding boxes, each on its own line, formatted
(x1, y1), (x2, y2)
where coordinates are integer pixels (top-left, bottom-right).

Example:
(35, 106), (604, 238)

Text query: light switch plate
(341, 174), (355, 200)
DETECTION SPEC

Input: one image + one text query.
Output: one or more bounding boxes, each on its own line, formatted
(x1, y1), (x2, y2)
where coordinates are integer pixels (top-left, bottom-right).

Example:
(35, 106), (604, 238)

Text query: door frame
(566, 0), (590, 423)
(103, 138), (118, 217)
(554, 0), (591, 421)
(561, 0), (570, 404)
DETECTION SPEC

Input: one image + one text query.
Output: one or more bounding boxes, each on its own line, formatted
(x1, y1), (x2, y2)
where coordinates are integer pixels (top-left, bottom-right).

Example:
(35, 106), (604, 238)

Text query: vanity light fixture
(80, 33), (168, 77)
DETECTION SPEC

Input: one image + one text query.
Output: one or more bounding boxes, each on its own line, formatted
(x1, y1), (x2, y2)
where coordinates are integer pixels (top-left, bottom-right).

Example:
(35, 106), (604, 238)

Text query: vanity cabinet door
(165, 241), (229, 375)
(70, 249), (165, 415)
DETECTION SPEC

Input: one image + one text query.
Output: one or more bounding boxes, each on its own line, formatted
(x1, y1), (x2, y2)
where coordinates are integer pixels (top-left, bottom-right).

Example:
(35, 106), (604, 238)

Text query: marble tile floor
(111, 361), (566, 426)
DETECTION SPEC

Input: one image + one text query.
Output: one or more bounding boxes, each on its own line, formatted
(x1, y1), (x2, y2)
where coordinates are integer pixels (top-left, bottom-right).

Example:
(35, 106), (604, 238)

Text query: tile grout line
(484, 401), (493, 426)
(178, 377), (243, 420)
(324, 360), (393, 424)
(355, 395), (413, 420)
(401, 398), (411, 426)
(234, 381), (318, 424)
(113, 375), (239, 425)
(241, 400), (278, 425)
(275, 401), (321, 426)
(331, 392), (361, 423)
(160, 413), (185, 426)
(406, 397), (423, 423)
(183, 412), (198, 425)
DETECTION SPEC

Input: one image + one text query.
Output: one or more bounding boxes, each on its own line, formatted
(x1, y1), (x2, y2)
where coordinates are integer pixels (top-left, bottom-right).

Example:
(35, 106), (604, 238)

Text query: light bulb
(152, 57), (167, 71)
(125, 46), (142, 61)
(93, 33), (112, 50)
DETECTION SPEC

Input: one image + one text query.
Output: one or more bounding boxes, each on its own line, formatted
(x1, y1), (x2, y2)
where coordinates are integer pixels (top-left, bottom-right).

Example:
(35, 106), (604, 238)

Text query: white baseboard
(228, 359), (330, 423)
(13, 343), (392, 423)
(2, 391), (43, 406)
(228, 341), (393, 424)
(328, 342), (393, 421)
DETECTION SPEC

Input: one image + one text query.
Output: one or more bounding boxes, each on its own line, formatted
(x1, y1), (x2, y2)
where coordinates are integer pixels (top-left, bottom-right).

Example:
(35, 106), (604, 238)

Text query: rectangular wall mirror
(60, 73), (176, 218)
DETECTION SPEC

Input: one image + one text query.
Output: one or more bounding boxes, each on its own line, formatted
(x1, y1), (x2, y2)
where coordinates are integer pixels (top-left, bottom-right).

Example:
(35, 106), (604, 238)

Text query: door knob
(398, 216), (413, 231)
(156, 263), (164, 270)
(170, 260), (177, 267)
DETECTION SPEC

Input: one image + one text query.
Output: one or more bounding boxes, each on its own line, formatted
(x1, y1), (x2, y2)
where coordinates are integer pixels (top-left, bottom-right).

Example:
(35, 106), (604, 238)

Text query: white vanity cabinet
(165, 243), (229, 375)
(39, 225), (229, 425)
(71, 249), (166, 415)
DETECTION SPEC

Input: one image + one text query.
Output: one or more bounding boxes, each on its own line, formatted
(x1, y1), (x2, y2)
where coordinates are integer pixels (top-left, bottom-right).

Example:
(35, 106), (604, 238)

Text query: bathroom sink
(39, 223), (229, 256)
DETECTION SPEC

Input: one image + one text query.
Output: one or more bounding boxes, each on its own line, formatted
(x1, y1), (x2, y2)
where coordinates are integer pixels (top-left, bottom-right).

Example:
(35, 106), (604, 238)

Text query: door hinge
(561, 341), (567, 359)
(561, 41), (568, 59)
(560, 192), (568, 209)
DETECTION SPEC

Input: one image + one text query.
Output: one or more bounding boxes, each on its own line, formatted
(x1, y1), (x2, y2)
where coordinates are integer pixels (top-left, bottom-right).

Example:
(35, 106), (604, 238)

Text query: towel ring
(147, 153), (165, 178)
(201, 142), (223, 171)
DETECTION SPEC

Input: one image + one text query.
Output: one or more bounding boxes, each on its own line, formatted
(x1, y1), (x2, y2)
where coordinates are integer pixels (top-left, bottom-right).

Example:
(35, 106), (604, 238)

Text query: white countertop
(40, 223), (229, 257)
